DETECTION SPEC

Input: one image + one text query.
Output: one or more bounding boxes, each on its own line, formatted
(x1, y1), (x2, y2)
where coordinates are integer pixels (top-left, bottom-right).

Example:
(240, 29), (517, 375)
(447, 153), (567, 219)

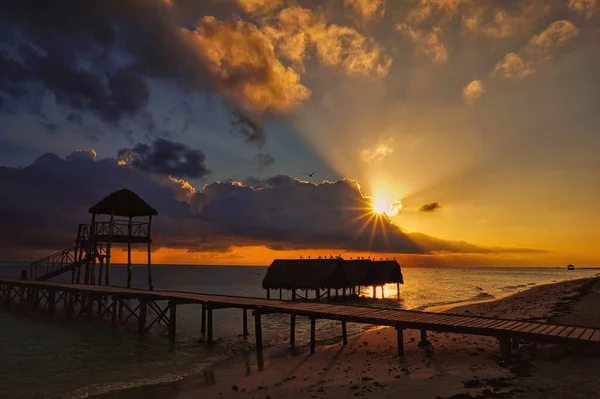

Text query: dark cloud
(0, 0), (281, 144)
(252, 152), (276, 170)
(118, 138), (210, 179)
(229, 109), (266, 147)
(65, 149), (97, 162)
(419, 202), (442, 212)
(0, 151), (544, 261)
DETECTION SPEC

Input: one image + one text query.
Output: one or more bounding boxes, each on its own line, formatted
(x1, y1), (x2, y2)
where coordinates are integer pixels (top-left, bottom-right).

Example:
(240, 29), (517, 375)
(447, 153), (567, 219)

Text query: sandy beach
(97, 277), (600, 399)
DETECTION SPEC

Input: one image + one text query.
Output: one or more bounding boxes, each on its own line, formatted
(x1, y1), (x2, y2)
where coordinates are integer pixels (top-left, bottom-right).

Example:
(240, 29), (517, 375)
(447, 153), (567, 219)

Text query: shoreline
(92, 276), (600, 399)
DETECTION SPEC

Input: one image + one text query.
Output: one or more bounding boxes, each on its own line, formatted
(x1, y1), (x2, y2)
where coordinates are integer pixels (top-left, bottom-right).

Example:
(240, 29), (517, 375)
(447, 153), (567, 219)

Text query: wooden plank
(590, 330), (600, 342)
(557, 326), (577, 338)
(531, 324), (554, 334)
(545, 325), (567, 336)
(580, 329), (595, 341)
(506, 322), (532, 332)
(520, 323), (544, 333)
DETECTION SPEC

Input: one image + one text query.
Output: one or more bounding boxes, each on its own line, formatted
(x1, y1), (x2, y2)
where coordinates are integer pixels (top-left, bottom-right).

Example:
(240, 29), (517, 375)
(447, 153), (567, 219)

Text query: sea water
(0, 264), (597, 398)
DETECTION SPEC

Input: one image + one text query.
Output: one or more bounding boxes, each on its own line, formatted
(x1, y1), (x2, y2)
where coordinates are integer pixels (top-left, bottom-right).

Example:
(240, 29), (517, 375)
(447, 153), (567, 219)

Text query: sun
(370, 192), (403, 218)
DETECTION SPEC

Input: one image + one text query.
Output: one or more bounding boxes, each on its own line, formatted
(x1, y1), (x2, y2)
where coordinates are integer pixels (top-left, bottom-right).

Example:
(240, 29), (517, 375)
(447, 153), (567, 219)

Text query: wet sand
(95, 277), (600, 399)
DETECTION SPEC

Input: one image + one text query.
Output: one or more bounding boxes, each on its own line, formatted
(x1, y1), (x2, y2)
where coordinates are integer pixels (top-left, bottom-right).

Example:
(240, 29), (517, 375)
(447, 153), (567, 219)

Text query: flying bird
(302, 172), (316, 177)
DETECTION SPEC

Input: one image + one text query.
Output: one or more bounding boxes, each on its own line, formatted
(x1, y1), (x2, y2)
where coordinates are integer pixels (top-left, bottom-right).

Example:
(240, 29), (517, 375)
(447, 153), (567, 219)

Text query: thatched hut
(262, 258), (404, 301)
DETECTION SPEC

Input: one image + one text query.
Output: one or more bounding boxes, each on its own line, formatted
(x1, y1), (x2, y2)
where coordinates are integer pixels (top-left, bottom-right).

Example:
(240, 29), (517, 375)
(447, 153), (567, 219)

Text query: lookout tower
(29, 189), (158, 290)
(87, 189), (158, 290)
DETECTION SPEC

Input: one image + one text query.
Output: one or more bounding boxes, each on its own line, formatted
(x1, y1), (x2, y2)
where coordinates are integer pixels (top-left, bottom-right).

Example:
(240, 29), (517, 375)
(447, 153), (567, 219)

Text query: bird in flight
(302, 172), (316, 177)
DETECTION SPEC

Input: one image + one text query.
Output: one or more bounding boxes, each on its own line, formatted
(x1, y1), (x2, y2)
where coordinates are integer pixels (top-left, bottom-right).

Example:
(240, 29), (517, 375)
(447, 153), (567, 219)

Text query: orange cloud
(344, 0), (386, 23)
(360, 137), (395, 162)
(183, 16), (311, 113)
(264, 7), (392, 77)
(462, 79), (486, 104)
(568, 0), (598, 19)
(236, 0), (283, 14)
(396, 24), (448, 64)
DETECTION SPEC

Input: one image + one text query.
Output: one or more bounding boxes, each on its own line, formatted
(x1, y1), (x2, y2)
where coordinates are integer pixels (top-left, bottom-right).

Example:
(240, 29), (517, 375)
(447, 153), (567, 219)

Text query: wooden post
(243, 308), (249, 338)
(327, 288), (331, 300)
(118, 298), (124, 321)
(316, 288), (320, 302)
(396, 327), (404, 357)
(266, 289), (270, 299)
(305, 289), (308, 299)
(105, 212), (115, 286)
(98, 257), (104, 287)
(342, 319), (347, 345)
(169, 300), (177, 341)
(127, 216), (132, 288)
(310, 317), (316, 354)
(342, 288), (346, 297)
(381, 286), (385, 299)
(397, 283), (400, 298)
(373, 286), (376, 299)
(138, 299), (147, 335)
(255, 308), (263, 351)
(111, 297), (118, 324)
(207, 305), (213, 345)
(499, 337), (511, 360)
(201, 303), (206, 334)
(292, 289), (296, 301)
(279, 289), (282, 300)
(419, 329), (431, 347)
(147, 215), (154, 291)
(48, 289), (56, 314)
(335, 288), (339, 297)
(290, 313), (296, 348)
(88, 213), (96, 285)
(357, 285), (361, 296)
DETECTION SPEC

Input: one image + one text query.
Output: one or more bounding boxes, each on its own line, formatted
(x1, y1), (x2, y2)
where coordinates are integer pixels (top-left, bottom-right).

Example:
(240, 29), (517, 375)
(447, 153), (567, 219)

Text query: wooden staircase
(30, 224), (99, 282)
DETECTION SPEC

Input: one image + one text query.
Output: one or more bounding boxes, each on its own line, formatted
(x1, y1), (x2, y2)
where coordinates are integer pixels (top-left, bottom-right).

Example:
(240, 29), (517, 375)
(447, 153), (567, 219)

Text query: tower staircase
(30, 224), (104, 283)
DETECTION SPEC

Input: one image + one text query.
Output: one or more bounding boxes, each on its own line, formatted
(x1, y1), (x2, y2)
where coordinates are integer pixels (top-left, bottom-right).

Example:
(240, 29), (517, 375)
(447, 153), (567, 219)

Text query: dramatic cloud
(263, 7), (392, 77)
(465, 19), (580, 102)
(396, 24), (448, 64)
(463, 79), (486, 104)
(252, 153), (276, 170)
(360, 138), (394, 163)
(0, 151), (543, 260)
(185, 16), (311, 114)
(65, 149), (97, 162)
(229, 109), (267, 147)
(568, 0), (598, 19)
(236, 0), (284, 14)
(493, 20), (580, 79)
(118, 138), (211, 179)
(344, 0), (386, 23)
(419, 202), (442, 212)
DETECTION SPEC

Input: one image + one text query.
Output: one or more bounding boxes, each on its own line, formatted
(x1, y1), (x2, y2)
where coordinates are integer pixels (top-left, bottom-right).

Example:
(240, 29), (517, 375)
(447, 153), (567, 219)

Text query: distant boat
(567, 264), (575, 270)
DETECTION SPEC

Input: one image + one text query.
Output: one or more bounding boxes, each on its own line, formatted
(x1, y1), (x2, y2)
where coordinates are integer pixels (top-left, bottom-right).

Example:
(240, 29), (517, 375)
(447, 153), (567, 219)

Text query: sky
(0, 0), (599, 267)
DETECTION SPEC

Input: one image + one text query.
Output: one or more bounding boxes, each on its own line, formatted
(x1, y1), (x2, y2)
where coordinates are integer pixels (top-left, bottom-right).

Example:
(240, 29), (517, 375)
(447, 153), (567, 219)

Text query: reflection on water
(0, 263), (597, 398)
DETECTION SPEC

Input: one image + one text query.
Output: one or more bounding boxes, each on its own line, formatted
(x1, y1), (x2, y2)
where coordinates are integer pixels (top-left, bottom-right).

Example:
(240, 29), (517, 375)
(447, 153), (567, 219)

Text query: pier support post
(255, 308), (263, 351)
(48, 289), (56, 315)
(396, 327), (404, 357)
(292, 289), (296, 301)
(279, 289), (282, 300)
(341, 319), (347, 345)
(373, 286), (376, 299)
(243, 308), (249, 338)
(419, 330), (431, 347)
(266, 289), (270, 300)
(290, 313), (296, 348)
(381, 286), (385, 299)
(327, 288), (331, 300)
(111, 297), (117, 324)
(316, 288), (320, 302)
(397, 283), (400, 298)
(310, 317), (316, 354)
(207, 305), (213, 345)
(169, 300), (177, 341)
(138, 299), (147, 335)
(201, 304), (206, 335)
(499, 337), (511, 360)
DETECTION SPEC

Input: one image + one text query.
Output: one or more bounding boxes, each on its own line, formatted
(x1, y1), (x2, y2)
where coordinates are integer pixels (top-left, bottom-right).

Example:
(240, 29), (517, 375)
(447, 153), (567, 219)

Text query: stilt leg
(342, 319), (347, 345)
(201, 304), (206, 335)
(396, 327), (404, 357)
(255, 308), (263, 351)
(310, 317), (316, 354)
(243, 308), (249, 338)
(169, 300), (177, 341)
(290, 313), (296, 348)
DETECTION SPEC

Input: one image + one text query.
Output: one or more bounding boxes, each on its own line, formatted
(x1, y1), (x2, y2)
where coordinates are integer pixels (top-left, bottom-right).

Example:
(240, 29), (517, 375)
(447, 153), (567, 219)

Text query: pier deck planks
(1, 278), (600, 347)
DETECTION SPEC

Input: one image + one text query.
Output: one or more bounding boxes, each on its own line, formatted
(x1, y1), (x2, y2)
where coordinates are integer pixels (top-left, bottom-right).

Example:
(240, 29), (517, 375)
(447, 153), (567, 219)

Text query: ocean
(0, 263), (597, 398)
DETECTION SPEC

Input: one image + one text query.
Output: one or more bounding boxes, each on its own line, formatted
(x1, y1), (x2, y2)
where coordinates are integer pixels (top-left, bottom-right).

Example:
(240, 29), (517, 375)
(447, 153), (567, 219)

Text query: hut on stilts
(29, 189), (157, 290)
(262, 258), (404, 301)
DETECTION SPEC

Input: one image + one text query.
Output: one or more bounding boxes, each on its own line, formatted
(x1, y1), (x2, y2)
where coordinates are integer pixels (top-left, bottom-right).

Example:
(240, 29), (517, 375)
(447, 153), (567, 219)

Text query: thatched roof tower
(89, 188), (158, 217)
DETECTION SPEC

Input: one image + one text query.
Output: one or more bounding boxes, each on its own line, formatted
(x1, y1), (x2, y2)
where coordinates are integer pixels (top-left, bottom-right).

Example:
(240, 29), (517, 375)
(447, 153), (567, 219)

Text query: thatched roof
(262, 259), (342, 290)
(262, 259), (403, 290)
(89, 189), (158, 217)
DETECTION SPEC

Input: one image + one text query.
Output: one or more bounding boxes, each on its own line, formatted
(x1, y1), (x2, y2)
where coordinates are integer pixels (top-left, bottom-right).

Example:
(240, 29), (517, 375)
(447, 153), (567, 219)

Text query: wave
(415, 291), (496, 311)
(502, 284), (528, 291)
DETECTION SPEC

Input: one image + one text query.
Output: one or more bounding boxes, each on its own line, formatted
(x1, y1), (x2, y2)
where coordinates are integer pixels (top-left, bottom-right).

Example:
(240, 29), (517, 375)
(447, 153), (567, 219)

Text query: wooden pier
(2, 278), (600, 361)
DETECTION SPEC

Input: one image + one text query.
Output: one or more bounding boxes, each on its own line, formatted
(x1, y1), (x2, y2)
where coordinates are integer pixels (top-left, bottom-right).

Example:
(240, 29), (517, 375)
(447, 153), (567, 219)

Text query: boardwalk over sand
(2, 278), (600, 360)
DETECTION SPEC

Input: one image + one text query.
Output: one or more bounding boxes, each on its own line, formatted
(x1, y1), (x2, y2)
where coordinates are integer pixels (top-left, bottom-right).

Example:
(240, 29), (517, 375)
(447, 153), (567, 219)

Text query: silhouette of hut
(567, 264), (575, 271)
(262, 258), (404, 301)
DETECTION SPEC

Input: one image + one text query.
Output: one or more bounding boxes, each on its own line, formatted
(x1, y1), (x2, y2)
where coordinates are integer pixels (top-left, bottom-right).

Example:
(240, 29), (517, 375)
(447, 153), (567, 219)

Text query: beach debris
(232, 385), (239, 391)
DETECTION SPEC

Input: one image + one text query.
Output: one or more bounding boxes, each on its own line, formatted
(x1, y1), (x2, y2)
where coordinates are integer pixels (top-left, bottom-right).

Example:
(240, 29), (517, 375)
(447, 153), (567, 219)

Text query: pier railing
(30, 247), (78, 280)
(93, 221), (149, 238)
